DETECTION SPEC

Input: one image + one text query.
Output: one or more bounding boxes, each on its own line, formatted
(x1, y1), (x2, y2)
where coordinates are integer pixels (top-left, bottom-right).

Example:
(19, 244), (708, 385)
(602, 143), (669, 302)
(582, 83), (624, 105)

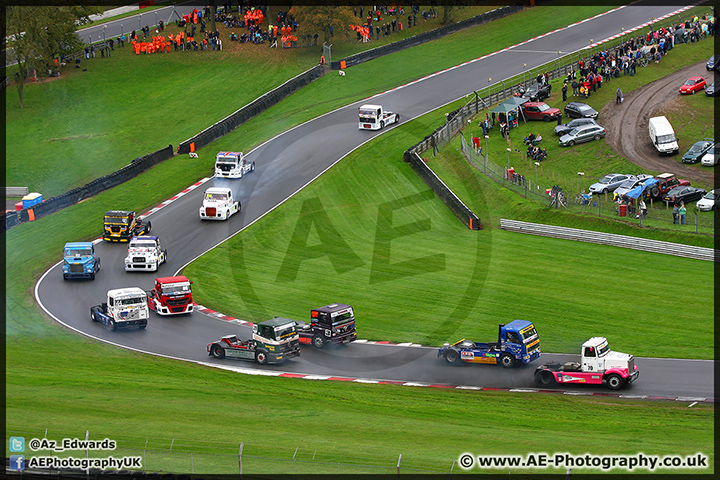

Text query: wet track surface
(37, 2), (713, 400)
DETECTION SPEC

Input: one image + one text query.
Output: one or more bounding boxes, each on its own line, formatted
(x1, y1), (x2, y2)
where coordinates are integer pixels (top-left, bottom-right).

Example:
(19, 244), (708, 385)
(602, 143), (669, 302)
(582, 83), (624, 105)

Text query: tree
(6, 6), (98, 108)
(289, 5), (356, 46)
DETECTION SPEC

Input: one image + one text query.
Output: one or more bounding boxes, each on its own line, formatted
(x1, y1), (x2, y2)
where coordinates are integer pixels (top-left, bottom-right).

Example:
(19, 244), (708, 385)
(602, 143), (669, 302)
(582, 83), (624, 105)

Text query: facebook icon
(9, 455), (25, 471)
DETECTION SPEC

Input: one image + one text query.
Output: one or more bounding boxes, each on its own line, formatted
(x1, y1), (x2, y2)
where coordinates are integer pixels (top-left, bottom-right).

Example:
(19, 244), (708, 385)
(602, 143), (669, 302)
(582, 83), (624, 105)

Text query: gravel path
(600, 60), (715, 186)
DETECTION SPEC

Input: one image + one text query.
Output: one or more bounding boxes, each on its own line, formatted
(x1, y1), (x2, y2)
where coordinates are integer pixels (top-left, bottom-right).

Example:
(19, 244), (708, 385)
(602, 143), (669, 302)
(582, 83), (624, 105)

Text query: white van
(648, 116), (678, 155)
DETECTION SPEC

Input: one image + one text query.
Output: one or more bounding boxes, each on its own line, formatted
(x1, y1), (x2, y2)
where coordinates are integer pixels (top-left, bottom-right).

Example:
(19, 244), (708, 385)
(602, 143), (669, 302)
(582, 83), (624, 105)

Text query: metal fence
(459, 134), (715, 234)
(4, 429), (456, 476)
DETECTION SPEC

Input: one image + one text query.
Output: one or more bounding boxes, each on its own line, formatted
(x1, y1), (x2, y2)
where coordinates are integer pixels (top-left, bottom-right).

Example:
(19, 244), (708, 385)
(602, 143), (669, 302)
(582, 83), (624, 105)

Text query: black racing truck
(295, 303), (357, 348)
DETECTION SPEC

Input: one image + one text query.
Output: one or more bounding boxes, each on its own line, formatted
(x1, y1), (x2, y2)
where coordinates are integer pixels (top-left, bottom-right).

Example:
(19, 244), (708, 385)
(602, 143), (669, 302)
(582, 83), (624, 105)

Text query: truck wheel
(606, 374), (624, 390)
(89, 273), (95, 280)
(255, 351), (268, 365)
(537, 370), (555, 386)
(145, 221), (152, 234)
(251, 162), (255, 172)
(108, 319), (117, 332)
(444, 350), (460, 364)
(211, 344), (225, 359)
(138, 324), (147, 330)
(380, 121), (385, 129)
(499, 353), (515, 368)
(238, 169), (243, 179)
(395, 115), (400, 124)
(91, 310), (98, 322)
(312, 335), (326, 349)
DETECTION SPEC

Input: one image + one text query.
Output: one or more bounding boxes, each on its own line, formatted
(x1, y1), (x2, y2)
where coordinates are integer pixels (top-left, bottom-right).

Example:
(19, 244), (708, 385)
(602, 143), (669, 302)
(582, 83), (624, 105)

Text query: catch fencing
(459, 134), (715, 235)
(4, 429), (457, 477)
(331, 4), (523, 69)
(177, 66), (325, 154)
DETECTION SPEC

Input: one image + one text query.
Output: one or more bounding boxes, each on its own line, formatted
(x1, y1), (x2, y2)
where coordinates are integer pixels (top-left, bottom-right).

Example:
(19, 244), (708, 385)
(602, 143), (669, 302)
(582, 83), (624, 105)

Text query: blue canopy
(626, 178), (658, 199)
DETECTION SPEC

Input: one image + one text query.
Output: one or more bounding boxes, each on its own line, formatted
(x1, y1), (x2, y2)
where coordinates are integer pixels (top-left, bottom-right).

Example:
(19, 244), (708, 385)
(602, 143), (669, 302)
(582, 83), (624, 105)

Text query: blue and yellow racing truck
(438, 320), (541, 368)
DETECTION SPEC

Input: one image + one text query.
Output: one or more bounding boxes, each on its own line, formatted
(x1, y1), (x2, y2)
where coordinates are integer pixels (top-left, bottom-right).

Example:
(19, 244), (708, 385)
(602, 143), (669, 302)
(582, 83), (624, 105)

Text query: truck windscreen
(274, 324), (297, 341)
(161, 283), (191, 295)
(104, 216), (128, 224)
(331, 310), (354, 324)
(118, 297), (145, 306)
(65, 249), (92, 257)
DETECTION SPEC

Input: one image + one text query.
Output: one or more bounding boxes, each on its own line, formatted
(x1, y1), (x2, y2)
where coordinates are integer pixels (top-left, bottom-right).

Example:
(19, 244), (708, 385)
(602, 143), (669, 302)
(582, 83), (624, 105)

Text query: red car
(679, 76), (706, 94)
(521, 102), (561, 121)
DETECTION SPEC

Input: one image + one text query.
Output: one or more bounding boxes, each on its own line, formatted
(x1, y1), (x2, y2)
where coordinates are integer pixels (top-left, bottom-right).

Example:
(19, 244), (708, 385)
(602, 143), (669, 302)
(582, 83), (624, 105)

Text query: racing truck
(295, 303), (357, 348)
(199, 187), (240, 220)
(438, 320), (541, 368)
(147, 276), (193, 315)
(207, 317), (301, 365)
(534, 337), (639, 390)
(90, 287), (149, 331)
(103, 210), (151, 242)
(124, 235), (167, 272)
(358, 104), (400, 130)
(62, 242), (101, 280)
(214, 151), (256, 179)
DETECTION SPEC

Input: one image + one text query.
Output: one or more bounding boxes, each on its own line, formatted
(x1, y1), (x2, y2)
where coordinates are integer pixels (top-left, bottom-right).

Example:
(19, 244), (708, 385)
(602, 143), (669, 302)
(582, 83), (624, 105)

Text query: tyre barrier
(177, 65), (325, 154)
(403, 150), (482, 230)
(331, 4), (524, 70)
(7, 145), (173, 230)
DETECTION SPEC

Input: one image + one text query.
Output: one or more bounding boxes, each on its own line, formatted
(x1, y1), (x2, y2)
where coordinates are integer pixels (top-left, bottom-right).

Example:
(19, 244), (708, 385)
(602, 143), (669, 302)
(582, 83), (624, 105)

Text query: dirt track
(600, 61), (715, 186)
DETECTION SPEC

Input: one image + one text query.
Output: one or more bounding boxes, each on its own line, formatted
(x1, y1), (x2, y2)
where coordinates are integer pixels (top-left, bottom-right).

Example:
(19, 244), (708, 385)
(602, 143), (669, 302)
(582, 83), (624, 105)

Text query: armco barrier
(403, 150), (482, 230)
(10, 145), (174, 226)
(500, 219), (717, 262)
(178, 65), (325, 154)
(331, 4), (523, 70)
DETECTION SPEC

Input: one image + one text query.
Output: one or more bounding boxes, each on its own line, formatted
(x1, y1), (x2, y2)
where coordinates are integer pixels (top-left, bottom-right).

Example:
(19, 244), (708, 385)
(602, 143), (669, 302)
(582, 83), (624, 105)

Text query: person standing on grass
(672, 203), (679, 224)
(679, 202), (687, 225)
(562, 81), (568, 101)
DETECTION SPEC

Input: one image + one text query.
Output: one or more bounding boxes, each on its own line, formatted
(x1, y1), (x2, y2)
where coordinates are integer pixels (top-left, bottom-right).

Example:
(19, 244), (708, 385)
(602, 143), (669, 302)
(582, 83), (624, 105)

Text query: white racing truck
(214, 151), (256, 179)
(124, 235), (167, 272)
(534, 337), (639, 390)
(90, 287), (149, 331)
(199, 187), (240, 220)
(358, 104), (400, 130)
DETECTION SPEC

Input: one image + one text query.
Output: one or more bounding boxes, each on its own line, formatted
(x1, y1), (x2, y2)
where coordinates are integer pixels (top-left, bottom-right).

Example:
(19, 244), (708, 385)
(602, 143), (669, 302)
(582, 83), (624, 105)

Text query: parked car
(612, 175), (654, 199)
(588, 174), (633, 194)
(520, 82), (552, 102)
(663, 185), (707, 205)
(706, 54), (720, 70)
(646, 173), (691, 199)
(679, 76), (706, 94)
(554, 117), (597, 136)
(521, 102), (561, 121)
(705, 80), (718, 96)
(696, 189), (719, 211)
(558, 124), (606, 147)
(681, 138), (714, 164)
(701, 143), (718, 166)
(564, 101), (598, 119)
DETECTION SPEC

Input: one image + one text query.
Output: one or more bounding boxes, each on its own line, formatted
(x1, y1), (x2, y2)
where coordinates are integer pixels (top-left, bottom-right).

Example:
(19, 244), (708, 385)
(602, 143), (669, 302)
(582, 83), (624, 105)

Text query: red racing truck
(295, 303), (357, 348)
(147, 276), (193, 315)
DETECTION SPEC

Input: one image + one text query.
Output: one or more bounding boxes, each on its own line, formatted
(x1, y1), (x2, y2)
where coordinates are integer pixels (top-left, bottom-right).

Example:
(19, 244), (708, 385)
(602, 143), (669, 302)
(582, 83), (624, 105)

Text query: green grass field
(5, 3), (714, 475)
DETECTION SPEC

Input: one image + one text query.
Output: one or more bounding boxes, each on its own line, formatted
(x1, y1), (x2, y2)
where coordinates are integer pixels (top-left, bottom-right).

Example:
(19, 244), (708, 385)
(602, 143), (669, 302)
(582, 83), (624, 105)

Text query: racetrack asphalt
(35, 2), (713, 401)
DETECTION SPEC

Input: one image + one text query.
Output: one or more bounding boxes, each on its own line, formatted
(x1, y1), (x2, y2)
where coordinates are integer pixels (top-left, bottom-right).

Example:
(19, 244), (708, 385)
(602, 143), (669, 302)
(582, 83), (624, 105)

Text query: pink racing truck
(534, 337), (638, 390)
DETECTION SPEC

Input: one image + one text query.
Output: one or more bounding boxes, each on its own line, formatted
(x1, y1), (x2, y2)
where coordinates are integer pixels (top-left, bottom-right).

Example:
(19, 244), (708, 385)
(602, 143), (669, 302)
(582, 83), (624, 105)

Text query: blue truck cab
(438, 320), (541, 368)
(62, 242), (101, 280)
